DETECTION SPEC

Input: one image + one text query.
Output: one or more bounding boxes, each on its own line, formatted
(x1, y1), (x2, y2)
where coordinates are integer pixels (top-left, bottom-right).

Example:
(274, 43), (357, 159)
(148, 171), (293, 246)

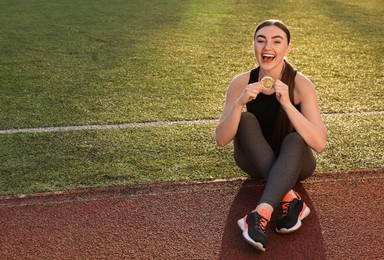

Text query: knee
(240, 112), (255, 122)
(238, 112), (257, 129)
(284, 132), (306, 147)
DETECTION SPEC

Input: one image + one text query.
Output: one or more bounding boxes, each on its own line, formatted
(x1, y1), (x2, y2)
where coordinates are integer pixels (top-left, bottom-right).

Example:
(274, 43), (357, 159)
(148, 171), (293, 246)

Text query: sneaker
(237, 213), (249, 232)
(238, 211), (270, 252)
(276, 193), (311, 234)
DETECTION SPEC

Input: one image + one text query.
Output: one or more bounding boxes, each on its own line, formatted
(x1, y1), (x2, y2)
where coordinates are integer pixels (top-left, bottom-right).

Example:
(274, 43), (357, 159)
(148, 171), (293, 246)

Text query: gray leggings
(234, 112), (316, 209)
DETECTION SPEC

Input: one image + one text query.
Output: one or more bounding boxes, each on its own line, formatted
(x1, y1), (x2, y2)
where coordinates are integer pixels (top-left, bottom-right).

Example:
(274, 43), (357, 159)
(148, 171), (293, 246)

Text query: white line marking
(0, 119), (216, 134)
(0, 111), (383, 134)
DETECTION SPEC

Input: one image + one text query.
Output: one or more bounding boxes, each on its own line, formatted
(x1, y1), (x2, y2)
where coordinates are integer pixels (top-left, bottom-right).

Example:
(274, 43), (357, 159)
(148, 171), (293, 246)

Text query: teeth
(263, 54), (275, 58)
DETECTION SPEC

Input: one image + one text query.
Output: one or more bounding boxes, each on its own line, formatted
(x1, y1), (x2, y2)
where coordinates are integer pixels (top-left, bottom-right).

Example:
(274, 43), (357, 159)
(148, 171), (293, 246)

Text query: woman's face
(254, 25), (290, 70)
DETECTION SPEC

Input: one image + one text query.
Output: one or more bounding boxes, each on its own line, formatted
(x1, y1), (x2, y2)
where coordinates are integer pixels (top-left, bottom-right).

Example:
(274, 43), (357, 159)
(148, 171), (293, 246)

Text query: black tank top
(246, 67), (301, 143)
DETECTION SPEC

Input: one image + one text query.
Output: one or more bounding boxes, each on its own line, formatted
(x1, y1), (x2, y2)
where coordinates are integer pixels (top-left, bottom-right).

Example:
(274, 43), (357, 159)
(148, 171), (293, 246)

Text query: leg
(259, 132), (316, 209)
(235, 113), (276, 251)
(234, 136), (263, 179)
(234, 112), (276, 179)
(236, 124), (316, 248)
(274, 138), (316, 233)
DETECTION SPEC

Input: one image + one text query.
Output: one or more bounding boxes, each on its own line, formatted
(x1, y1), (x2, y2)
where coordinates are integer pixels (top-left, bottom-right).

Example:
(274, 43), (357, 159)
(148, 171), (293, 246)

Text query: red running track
(0, 169), (383, 259)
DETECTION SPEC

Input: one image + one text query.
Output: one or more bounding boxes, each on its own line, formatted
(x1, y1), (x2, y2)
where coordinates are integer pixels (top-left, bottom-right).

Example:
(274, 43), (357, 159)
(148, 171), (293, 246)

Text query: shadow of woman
(218, 179), (327, 259)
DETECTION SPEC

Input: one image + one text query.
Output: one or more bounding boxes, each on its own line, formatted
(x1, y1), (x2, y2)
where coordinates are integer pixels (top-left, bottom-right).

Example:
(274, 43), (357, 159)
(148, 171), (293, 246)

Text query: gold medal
(261, 76), (275, 91)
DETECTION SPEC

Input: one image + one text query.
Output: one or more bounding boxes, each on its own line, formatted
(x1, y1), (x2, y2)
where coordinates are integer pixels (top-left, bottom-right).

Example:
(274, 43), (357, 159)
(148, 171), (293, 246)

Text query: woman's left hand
(274, 80), (290, 107)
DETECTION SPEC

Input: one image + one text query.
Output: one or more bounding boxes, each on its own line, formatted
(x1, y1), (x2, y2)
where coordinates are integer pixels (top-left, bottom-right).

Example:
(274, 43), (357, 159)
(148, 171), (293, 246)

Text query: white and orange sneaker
(275, 192), (311, 234)
(238, 208), (270, 252)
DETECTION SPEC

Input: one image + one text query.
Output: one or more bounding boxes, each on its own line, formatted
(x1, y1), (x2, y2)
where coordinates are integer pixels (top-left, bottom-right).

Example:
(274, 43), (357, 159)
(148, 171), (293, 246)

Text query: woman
(215, 19), (327, 252)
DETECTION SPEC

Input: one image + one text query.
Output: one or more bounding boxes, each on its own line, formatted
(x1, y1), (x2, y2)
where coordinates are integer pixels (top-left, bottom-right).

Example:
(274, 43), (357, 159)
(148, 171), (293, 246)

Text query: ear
(253, 40), (258, 58)
(285, 43), (291, 57)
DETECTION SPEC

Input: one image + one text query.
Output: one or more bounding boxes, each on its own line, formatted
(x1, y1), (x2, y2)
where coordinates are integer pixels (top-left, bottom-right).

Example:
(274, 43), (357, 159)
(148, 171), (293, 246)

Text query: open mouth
(262, 53), (275, 63)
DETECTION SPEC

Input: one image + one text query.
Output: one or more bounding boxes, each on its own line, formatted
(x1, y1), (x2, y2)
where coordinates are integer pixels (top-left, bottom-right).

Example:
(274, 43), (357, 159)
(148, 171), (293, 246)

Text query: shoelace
(281, 201), (291, 217)
(256, 213), (269, 233)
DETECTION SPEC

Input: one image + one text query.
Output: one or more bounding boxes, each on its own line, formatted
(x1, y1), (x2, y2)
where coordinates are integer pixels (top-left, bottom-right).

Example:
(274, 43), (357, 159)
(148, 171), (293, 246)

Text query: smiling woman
(254, 20), (291, 68)
(215, 19), (327, 252)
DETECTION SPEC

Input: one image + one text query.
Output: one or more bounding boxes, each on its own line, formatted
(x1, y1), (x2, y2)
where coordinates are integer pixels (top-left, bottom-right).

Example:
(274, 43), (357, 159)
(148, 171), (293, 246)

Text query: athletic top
(246, 67), (301, 143)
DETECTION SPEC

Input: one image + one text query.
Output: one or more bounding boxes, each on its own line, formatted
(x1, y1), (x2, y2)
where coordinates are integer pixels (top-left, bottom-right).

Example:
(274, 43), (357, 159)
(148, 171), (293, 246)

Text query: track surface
(1, 169), (383, 259)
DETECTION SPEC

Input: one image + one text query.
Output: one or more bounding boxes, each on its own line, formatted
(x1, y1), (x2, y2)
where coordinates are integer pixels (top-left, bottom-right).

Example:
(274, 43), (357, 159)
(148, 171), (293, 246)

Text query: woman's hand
(274, 80), (290, 107)
(236, 82), (262, 106)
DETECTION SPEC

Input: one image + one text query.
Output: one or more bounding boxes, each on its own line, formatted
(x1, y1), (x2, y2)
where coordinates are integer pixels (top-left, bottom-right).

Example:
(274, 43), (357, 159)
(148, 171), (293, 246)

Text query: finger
(254, 83), (263, 93)
(247, 83), (258, 91)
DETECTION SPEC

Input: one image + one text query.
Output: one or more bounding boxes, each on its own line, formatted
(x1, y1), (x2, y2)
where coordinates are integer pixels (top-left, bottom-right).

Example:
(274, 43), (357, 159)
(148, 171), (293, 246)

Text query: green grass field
(0, 0), (383, 195)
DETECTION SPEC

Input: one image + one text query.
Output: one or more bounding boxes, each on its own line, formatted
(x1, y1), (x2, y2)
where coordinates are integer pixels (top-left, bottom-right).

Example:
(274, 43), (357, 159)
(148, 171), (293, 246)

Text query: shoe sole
(275, 204), (311, 234)
(242, 230), (266, 252)
(237, 218), (246, 232)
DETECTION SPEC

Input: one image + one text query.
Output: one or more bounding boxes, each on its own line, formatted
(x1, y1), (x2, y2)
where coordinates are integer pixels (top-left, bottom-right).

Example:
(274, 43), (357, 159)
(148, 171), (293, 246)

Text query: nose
(264, 40), (272, 50)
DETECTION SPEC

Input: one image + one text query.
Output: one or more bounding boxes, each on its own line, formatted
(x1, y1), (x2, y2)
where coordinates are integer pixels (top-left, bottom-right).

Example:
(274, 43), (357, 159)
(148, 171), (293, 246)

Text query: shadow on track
(218, 179), (327, 259)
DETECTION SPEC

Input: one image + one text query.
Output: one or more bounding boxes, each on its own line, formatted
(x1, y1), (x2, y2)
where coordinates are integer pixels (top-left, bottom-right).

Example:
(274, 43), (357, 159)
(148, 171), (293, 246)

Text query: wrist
(281, 101), (294, 111)
(235, 98), (245, 107)
(234, 99), (245, 108)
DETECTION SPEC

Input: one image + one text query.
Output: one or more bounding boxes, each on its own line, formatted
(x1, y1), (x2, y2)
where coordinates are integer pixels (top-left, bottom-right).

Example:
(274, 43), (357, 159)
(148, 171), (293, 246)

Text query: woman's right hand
(236, 82), (262, 106)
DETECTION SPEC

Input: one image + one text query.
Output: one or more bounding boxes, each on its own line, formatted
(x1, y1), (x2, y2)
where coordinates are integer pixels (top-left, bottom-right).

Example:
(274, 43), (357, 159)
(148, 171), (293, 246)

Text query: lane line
(1, 111), (383, 135)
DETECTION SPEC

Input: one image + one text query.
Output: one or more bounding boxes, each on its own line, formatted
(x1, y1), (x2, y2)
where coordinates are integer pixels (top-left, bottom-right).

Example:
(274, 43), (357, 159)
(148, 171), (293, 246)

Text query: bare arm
(215, 71), (263, 147)
(275, 73), (327, 153)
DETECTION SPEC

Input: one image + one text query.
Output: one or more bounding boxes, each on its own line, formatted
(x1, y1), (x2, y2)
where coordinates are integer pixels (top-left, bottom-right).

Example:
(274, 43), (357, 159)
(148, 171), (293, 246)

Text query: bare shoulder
(226, 70), (251, 97)
(295, 72), (315, 91)
(230, 71), (251, 89)
(294, 71), (318, 104)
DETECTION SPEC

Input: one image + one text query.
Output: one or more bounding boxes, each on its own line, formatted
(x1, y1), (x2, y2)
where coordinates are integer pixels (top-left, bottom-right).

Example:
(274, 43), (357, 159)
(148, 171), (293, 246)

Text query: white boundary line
(0, 119), (216, 134)
(0, 111), (383, 135)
